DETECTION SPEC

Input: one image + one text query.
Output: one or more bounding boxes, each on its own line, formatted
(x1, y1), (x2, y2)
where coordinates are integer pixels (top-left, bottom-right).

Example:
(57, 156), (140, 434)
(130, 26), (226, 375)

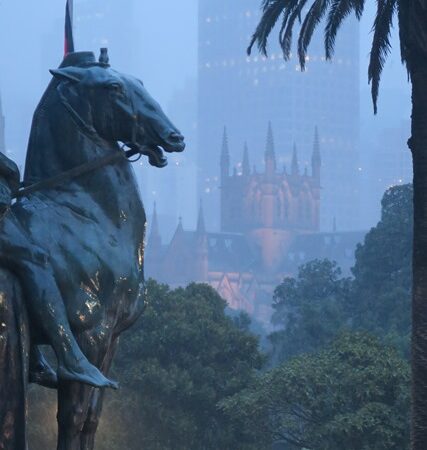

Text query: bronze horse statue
(0, 50), (185, 450)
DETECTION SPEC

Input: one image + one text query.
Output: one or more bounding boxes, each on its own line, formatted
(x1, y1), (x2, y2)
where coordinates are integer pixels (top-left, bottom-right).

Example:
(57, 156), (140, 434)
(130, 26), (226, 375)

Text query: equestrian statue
(0, 49), (185, 450)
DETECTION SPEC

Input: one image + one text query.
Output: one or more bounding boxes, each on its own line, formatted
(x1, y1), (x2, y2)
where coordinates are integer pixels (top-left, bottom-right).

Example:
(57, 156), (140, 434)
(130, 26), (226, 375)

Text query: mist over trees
(27, 185), (413, 450)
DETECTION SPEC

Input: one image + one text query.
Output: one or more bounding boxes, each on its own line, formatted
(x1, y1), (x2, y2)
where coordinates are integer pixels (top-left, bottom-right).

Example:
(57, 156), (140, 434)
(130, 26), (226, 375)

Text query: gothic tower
(265, 121), (276, 177)
(219, 123), (322, 271)
(312, 126), (321, 185)
(195, 201), (209, 281)
(220, 127), (230, 231)
(146, 202), (162, 278)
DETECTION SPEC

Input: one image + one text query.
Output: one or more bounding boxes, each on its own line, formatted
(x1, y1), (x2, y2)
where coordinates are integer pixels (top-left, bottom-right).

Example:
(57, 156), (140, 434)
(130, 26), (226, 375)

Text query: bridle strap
(13, 146), (141, 199)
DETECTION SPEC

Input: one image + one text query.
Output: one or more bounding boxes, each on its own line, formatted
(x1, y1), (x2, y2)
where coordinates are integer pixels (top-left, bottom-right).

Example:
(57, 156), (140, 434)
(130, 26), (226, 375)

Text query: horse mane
(24, 52), (105, 184)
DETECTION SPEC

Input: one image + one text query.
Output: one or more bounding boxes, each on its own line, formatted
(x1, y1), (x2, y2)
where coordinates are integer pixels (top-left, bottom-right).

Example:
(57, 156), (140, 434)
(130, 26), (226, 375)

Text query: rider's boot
(22, 263), (118, 390)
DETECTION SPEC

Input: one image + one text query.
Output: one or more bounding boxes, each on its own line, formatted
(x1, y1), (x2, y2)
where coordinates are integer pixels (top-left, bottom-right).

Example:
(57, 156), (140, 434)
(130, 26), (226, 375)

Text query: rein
(13, 146), (142, 199)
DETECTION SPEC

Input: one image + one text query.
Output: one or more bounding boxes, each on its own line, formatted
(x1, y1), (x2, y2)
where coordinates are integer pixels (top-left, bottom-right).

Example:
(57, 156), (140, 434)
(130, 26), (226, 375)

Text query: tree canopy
(100, 281), (264, 450)
(29, 281), (265, 450)
(222, 333), (410, 450)
(270, 259), (351, 362)
(351, 184), (412, 351)
(270, 184), (412, 362)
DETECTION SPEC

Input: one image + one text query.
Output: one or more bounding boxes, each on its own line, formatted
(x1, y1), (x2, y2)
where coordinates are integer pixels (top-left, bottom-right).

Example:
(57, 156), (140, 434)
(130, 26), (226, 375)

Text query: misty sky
(0, 0), (412, 226)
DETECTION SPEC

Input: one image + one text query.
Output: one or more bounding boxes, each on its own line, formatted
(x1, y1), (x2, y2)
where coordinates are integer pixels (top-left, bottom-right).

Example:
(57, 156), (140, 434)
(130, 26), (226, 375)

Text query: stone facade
(146, 125), (365, 327)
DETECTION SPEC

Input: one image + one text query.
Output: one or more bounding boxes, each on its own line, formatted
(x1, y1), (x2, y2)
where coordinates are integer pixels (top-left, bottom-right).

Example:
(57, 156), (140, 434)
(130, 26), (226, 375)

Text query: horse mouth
(140, 145), (168, 168)
(164, 140), (186, 153)
(140, 138), (185, 168)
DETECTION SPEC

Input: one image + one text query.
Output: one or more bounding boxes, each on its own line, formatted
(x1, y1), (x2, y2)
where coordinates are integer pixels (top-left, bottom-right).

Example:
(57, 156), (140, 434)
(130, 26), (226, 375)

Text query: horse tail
(0, 269), (29, 450)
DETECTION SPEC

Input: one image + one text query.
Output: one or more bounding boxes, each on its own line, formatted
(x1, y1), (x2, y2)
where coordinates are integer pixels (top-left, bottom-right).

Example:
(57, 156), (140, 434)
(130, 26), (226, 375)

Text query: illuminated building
(146, 127), (364, 325)
(198, 0), (361, 231)
(74, 0), (139, 72)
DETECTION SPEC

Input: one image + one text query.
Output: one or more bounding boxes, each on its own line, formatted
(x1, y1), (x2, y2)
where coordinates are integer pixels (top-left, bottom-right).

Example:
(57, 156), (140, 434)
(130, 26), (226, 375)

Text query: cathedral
(145, 124), (364, 326)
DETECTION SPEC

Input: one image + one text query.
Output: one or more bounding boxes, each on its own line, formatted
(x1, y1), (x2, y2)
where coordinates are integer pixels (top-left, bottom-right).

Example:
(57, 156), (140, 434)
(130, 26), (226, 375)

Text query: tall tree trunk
(410, 62), (427, 449)
(408, 4), (427, 447)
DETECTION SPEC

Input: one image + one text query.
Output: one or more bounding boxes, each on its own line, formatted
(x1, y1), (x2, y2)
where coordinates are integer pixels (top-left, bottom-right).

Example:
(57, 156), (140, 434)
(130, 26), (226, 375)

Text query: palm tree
(248, 1), (427, 448)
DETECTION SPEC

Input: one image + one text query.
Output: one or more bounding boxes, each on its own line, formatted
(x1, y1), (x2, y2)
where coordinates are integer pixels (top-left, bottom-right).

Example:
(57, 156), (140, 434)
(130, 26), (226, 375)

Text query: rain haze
(0, 1), (417, 449)
(0, 1), (411, 231)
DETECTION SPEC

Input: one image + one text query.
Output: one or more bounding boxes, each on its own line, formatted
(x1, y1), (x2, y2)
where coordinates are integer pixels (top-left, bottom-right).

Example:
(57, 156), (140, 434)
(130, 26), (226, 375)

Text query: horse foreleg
(56, 381), (94, 450)
(80, 338), (119, 450)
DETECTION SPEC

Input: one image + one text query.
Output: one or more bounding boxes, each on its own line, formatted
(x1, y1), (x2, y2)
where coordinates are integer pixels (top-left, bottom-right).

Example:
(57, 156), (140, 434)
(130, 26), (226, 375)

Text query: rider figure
(0, 152), (116, 389)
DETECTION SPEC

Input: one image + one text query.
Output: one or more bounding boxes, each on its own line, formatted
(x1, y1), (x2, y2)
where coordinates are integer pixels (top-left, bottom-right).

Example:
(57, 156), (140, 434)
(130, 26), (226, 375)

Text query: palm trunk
(410, 63), (427, 449)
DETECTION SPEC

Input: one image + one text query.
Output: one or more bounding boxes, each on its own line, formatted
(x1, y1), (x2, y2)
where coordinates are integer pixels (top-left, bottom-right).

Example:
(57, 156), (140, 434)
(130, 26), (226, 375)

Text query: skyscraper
(198, 1), (360, 231)
(74, 0), (139, 73)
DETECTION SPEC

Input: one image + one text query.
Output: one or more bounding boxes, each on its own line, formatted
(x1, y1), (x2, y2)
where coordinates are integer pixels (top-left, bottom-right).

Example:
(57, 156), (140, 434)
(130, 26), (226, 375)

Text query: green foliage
(270, 259), (351, 362)
(351, 184), (412, 352)
(102, 281), (265, 450)
(222, 333), (410, 450)
(271, 184), (412, 362)
(28, 281), (265, 450)
(26, 185), (413, 449)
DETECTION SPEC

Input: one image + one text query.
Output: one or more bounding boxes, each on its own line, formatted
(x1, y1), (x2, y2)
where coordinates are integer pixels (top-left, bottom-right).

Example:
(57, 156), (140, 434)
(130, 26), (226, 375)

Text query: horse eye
(108, 83), (122, 92)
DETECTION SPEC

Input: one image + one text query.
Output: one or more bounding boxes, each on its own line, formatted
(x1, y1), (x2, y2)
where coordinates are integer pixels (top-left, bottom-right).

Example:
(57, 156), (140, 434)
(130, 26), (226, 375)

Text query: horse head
(49, 51), (185, 168)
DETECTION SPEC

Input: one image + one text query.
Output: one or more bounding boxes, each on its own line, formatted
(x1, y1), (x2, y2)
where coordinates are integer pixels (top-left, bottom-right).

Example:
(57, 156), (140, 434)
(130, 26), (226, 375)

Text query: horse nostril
(170, 132), (184, 142)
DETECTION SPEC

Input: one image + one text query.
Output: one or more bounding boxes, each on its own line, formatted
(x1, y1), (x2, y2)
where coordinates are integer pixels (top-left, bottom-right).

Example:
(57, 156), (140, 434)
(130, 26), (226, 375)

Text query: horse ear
(50, 67), (86, 83)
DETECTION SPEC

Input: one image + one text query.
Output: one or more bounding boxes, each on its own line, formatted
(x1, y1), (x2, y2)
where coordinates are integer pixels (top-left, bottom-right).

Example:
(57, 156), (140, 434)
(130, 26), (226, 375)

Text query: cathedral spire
(242, 142), (250, 176)
(195, 202), (208, 281)
(265, 121), (276, 175)
(291, 143), (299, 176)
(176, 216), (184, 233)
(220, 126), (230, 179)
(196, 200), (206, 234)
(312, 126), (321, 182)
(148, 202), (162, 250)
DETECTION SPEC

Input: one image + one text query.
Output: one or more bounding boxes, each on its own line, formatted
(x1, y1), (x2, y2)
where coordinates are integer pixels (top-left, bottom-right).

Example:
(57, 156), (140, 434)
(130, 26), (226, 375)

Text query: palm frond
(368, 0), (397, 114)
(279, 0), (310, 60)
(352, 0), (365, 19)
(325, 0), (363, 59)
(298, 0), (331, 69)
(248, 0), (289, 55)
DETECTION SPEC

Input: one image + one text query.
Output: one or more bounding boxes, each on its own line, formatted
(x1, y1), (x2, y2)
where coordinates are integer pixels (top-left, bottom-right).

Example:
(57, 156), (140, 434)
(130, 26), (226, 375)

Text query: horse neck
(24, 81), (105, 184)
(23, 84), (142, 222)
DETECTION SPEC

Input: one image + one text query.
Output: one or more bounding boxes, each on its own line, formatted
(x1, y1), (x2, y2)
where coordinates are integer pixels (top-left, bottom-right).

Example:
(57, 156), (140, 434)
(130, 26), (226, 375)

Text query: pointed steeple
(176, 216), (184, 234)
(265, 121), (276, 175)
(220, 126), (230, 180)
(291, 143), (299, 176)
(195, 201), (208, 281)
(148, 202), (162, 250)
(242, 142), (250, 176)
(0, 91), (5, 154)
(312, 126), (321, 181)
(196, 200), (206, 234)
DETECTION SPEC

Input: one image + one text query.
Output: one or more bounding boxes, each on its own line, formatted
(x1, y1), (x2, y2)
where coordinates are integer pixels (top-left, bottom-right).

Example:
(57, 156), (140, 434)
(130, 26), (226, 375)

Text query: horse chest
(14, 192), (147, 330)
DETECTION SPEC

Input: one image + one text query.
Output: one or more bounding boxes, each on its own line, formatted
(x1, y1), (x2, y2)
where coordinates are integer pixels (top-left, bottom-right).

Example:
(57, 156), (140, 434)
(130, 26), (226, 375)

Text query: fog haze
(0, 0), (412, 229)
